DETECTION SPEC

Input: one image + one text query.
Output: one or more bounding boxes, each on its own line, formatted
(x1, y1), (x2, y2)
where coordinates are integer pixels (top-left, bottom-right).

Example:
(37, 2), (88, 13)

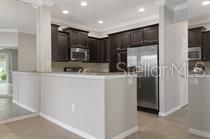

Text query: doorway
(0, 52), (11, 98)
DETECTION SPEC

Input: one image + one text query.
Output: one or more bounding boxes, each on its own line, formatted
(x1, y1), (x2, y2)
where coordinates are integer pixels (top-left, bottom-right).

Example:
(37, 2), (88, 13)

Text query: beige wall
(18, 33), (36, 72)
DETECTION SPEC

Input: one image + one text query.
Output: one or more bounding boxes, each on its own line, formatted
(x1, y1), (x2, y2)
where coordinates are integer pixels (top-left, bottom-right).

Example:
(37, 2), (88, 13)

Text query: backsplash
(189, 61), (210, 73)
(52, 62), (109, 72)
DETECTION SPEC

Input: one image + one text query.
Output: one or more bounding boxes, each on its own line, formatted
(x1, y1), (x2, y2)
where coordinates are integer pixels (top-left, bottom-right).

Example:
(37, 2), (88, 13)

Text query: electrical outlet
(72, 104), (75, 112)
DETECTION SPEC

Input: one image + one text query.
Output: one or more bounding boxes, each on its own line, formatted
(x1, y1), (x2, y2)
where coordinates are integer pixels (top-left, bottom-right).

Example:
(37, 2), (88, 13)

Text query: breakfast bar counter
(12, 71), (138, 139)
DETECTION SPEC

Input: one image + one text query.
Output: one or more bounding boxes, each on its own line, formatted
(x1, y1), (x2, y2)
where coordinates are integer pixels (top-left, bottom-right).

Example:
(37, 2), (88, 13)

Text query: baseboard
(112, 126), (139, 139)
(159, 106), (181, 117)
(12, 99), (37, 113)
(39, 112), (97, 139)
(189, 128), (210, 138)
(0, 113), (39, 124)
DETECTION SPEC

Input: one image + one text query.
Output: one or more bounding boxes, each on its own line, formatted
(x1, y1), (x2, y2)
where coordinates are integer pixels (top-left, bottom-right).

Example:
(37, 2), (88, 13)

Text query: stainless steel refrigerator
(127, 45), (159, 114)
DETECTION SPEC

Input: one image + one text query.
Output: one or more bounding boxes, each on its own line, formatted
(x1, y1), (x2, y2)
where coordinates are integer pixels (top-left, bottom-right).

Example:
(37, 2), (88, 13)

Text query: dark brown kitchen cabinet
(131, 29), (144, 46)
(109, 50), (127, 72)
(88, 37), (109, 63)
(202, 31), (210, 60)
(143, 25), (158, 44)
(63, 28), (89, 48)
(51, 24), (59, 62)
(88, 37), (99, 62)
(110, 34), (121, 50)
(51, 25), (69, 62)
(109, 32), (130, 51)
(188, 27), (205, 48)
(57, 31), (69, 61)
(99, 38), (110, 62)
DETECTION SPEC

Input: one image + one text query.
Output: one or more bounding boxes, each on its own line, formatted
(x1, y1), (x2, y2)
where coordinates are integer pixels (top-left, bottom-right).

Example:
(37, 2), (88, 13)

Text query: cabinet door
(98, 38), (109, 62)
(131, 29), (144, 46)
(51, 25), (59, 61)
(189, 28), (203, 47)
(89, 38), (99, 61)
(80, 32), (88, 48)
(120, 32), (131, 49)
(102, 38), (109, 62)
(110, 35), (121, 50)
(118, 51), (127, 72)
(144, 26), (158, 44)
(109, 52), (118, 72)
(57, 32), (69, 61)
(109, 51), (127, 72)
(203, 32), (210, 60)
(70, 30), (80, 47)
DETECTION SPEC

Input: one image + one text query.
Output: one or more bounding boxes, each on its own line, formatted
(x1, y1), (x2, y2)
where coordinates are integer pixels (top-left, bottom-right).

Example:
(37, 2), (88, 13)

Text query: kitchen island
(188, 74), (210, 138)
(12, 71), (138, 139)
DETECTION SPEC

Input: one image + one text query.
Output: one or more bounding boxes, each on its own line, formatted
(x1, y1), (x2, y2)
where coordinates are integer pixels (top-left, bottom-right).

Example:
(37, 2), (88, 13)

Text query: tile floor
(0, 98), (32, 121)
(0, 108), (207, 139)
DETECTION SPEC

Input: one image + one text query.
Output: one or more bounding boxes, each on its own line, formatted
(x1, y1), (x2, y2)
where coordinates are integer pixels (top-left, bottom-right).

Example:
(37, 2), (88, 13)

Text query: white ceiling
(0, 0), (36, 34)
(1, 0), (210, 34)
(188, 0), (210, 24)
(51, 0), (159, 31)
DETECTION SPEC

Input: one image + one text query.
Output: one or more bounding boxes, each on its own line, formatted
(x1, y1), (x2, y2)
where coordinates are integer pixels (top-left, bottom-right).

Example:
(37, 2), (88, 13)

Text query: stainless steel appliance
(127, 45), (159, 114)
(188, 47), (201, 60)
(71, 48), (89, 61)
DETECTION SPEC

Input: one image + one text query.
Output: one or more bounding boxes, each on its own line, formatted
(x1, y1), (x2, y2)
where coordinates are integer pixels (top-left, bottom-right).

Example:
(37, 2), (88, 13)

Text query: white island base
(13, 72), (138, 139)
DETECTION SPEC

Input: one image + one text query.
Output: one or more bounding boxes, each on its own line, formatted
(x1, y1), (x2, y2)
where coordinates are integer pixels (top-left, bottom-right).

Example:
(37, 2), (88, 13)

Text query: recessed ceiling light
(98, 20), (104, 24)
(138, 8), (145, 12)
(202, 1), (210, 6)
(62, 10), (69, 14)
(80, 1), (88, 7)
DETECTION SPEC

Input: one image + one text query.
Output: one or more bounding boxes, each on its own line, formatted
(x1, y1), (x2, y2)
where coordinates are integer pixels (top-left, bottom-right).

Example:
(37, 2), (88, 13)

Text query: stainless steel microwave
(188, 47), (201, 60)
(71, 48), (89, 61)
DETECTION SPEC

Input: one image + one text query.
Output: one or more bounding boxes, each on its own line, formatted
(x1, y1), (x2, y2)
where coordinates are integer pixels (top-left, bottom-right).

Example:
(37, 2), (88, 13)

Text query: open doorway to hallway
(0, 50), (17, 98)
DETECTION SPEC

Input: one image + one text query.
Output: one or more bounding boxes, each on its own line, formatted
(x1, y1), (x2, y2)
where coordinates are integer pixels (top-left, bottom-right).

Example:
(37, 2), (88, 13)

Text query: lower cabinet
(109, 50), (127, 72)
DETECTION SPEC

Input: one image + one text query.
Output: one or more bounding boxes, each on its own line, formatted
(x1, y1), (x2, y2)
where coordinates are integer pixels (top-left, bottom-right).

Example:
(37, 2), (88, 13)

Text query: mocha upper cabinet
(109, 50), (127, 72)
(110, 34), (121, 50)
(131, 29), (144, 46)
(143, 25), (158, 44)
(202, 31), (210, 60)
(51, 24), (59, 61)
(110, 32), (130, 51)
(100, 38), (110, 62)
(51, 24), (69, 62)
(89, 37), (99, 62)
(88, 37), (109, 63)
(57, 31), (69, 61)
(188, 27), (205, 48)
(63, 28), (89, 48)
(121, 32), (131, 49)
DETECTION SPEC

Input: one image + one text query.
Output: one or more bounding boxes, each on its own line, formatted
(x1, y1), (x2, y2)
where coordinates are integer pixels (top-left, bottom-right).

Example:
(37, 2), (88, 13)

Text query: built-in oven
(71, 48), (89, 61)
(188, 47), (201, 60)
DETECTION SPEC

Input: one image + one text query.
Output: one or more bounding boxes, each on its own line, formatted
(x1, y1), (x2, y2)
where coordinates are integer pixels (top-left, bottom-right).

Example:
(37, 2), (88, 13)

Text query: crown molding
(99, 14), (159, 33)
(189, 18), (210, 27)
(52, 14), (159, 34)
(51, 18), (99, 33)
